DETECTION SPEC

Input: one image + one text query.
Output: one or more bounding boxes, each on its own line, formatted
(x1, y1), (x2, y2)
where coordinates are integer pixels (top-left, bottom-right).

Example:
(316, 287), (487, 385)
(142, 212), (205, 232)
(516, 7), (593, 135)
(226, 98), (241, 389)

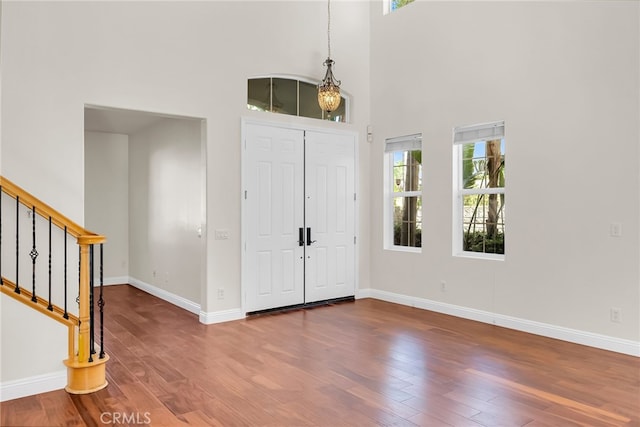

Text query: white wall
(0, 0), (371, 389)
(84, 131), (129, 282)
(129, 118), (202, 304)
(1, 297), (67, 384)
(369, 1), (639, 346)
(84, 121), (202, 305)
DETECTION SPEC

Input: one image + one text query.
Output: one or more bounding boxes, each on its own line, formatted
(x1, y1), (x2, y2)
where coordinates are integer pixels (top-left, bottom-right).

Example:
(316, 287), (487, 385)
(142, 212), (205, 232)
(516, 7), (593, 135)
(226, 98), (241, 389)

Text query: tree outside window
(461, 140), (505, 254)
(391, 0), (414, 12)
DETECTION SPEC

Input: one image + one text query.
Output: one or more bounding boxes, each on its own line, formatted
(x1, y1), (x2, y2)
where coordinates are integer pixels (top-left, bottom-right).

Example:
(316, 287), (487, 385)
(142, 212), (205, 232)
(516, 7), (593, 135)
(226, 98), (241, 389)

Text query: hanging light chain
(327, 0), (332, 59)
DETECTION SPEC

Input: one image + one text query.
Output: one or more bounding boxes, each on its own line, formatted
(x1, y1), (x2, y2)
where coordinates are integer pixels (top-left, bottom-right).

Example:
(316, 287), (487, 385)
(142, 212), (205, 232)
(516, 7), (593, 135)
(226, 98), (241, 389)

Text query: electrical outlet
(609, 223), (622, 237)
(217, 288), (225, 299)
(440, 280), (447, 292)
(610, 307), (622, 323)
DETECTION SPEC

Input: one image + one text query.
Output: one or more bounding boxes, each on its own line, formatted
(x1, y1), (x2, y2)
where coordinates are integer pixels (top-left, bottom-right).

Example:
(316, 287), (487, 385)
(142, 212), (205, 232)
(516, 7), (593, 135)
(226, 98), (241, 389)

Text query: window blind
(453, 121), (504, 145)
(384, 133), (422, 153)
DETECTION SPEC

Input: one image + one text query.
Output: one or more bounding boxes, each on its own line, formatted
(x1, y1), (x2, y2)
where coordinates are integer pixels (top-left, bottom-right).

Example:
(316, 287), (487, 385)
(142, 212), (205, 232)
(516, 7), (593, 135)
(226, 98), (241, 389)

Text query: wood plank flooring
(1, 284), (638, 426)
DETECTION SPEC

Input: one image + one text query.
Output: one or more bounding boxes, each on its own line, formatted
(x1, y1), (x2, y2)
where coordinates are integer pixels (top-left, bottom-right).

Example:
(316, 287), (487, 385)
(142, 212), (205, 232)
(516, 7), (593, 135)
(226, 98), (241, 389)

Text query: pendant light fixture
(318, 0), (341, 113)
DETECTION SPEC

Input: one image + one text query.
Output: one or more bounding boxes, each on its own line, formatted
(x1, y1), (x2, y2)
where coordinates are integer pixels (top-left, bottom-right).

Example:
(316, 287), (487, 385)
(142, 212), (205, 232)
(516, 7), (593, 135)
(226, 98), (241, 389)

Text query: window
(453, 121), (505, 259)
(247, 76), (347, 123)
(384, 0), (415, 14)
(384, 134), (422, 251)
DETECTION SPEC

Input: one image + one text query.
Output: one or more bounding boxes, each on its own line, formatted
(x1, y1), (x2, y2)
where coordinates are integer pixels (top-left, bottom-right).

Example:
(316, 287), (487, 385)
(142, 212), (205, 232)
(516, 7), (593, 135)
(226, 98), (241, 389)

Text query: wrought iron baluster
(99, 243), (105, 359)
(15, 196), (20, 294)
(47, 217), (53, 311)
(77, 246), (80, 307)
(89, 244), (95, 362)
(63, 226), (68, 319)
(77, 246), (81, 355)
(76, 246), (81, 358)
(30, 206), (38, 303)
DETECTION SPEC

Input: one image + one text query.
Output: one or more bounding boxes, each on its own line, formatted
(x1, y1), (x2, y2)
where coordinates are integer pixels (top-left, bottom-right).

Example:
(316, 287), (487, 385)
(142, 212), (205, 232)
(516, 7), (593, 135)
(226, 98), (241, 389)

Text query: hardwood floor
(1, 284), (638, 426)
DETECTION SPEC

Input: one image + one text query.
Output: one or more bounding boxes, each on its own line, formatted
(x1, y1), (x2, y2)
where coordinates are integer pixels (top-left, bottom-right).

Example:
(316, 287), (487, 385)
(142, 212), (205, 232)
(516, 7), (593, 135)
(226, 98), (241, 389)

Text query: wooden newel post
(77, 243), (91, 363)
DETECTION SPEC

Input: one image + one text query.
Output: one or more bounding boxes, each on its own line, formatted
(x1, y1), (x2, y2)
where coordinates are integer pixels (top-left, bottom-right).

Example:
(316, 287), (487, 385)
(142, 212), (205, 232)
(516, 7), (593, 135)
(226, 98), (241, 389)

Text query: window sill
(454, 251), (504, 261)
(385, 245), (422, 254)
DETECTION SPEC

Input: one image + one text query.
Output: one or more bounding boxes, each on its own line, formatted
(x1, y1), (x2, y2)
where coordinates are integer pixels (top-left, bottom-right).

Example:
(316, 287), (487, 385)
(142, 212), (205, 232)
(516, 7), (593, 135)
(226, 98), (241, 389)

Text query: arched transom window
(247, 76), (348, 123)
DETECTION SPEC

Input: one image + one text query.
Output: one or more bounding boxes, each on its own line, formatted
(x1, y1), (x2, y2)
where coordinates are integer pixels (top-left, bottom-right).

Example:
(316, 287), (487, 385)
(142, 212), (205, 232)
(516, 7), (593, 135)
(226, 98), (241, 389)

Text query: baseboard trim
(102, 276), (129, 286)
(128, 277), (200, 315)
(355, 288), (372, 299)
(199, 308), (244, 325)
(367, 289), (640, 357)
(0, 370), (66, 402)
(110, 278), (244, 325)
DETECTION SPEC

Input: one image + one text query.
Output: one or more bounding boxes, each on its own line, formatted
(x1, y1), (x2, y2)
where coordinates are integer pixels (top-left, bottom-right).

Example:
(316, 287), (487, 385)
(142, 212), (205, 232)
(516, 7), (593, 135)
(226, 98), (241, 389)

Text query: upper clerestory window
(247, 76), (347, 123)
(384, 0), (415, 14)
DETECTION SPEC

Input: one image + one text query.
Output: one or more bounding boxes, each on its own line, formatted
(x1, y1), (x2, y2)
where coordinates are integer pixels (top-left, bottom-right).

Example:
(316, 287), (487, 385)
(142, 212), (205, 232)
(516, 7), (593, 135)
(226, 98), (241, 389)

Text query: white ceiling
(84, 107), (173, 135)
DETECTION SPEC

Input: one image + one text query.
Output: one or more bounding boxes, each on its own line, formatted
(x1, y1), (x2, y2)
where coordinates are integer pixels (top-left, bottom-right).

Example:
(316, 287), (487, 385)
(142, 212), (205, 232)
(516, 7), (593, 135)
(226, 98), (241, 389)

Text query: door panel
(304, 131), (356, 303)
(245, 124), (305, 312)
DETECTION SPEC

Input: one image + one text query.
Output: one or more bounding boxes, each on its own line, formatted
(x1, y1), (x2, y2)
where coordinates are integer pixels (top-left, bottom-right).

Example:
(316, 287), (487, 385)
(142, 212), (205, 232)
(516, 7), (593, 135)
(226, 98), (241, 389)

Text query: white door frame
(240, 117), (359, 315)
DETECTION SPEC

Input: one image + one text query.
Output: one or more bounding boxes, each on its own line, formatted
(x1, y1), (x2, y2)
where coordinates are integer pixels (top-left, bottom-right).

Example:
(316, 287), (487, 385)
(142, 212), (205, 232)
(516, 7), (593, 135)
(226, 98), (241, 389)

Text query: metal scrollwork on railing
(30, 206), (38, 303)
(47, 217), (53, 311)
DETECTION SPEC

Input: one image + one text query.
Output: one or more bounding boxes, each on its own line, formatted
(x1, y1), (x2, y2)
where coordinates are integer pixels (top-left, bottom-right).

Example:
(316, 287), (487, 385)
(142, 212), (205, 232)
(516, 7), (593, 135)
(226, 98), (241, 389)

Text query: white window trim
(384, 134), (422, 253)
(383, 0), (392, 15)
(452, 121), (505, 261)
(383, 0), (413, 15)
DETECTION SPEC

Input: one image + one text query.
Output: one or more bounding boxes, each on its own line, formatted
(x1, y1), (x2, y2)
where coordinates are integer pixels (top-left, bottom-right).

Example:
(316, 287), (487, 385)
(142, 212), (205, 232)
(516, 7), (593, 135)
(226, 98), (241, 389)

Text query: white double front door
(243, 122), (356, 313)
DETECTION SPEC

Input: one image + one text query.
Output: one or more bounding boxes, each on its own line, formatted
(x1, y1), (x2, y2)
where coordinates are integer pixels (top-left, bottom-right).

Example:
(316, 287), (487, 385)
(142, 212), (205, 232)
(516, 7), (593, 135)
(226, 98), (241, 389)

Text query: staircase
(0, 176), (109, 394)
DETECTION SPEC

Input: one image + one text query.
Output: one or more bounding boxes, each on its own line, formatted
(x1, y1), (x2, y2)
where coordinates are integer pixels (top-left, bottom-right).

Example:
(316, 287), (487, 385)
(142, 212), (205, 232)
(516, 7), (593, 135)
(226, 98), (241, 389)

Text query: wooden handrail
(0, 277), (78, 327)
(0, 176), (105, 244)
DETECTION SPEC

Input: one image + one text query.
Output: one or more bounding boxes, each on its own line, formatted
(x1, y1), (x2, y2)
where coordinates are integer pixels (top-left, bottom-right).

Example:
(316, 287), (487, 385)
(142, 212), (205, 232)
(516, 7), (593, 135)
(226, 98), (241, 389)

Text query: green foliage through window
(460, 139), (505, 255)
(391, 0), (414, 12)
